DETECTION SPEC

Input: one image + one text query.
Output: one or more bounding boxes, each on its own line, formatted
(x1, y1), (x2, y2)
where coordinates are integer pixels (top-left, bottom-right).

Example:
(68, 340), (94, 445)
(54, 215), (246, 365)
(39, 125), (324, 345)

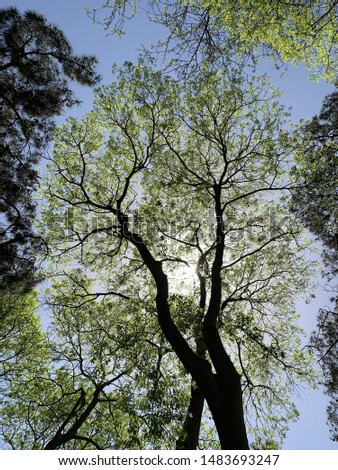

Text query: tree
(0, 289), (42, 380)
(291, 88), (338, 441)
(37, 61), (316, 449)
(0, 289), (51, 447)
(311, 304), (338, 441)
(89, 0), (338, 80)
(0, 272), (189, 449)
(0, 7), (100, 290)
(292, 89), (338, 277)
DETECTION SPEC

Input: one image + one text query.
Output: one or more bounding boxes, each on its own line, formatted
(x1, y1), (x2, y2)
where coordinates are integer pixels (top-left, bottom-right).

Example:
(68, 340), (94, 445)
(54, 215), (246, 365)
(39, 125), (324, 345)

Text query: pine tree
(0, 7), (100, 290)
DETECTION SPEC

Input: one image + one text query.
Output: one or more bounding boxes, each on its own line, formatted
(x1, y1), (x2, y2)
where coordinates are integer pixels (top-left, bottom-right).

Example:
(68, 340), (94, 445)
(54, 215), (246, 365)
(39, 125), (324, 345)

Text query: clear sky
(2, 0), (337, 450)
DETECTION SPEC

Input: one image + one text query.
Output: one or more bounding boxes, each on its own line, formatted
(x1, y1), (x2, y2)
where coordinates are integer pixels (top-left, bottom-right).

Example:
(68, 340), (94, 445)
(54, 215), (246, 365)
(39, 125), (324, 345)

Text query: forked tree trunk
(154, 276), (249, 450)
(129, 232), (250, 449)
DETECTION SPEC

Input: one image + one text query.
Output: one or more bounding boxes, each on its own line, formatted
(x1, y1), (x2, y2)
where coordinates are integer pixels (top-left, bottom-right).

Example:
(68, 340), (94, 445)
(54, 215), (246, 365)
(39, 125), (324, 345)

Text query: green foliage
(89, 0), (338, 81)
(34, 60), (318, 448)
(0, 289), (43, 378)
(2, 0), (331, 450)
(0, 289), (51, 448)
(198, 0), (338, 80)
(1, 275), (189, 449)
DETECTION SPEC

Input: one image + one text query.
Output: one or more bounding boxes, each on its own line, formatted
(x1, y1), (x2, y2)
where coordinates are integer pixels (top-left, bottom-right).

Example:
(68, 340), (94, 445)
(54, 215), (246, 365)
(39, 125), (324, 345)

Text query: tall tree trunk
(130, 231), (250, 449)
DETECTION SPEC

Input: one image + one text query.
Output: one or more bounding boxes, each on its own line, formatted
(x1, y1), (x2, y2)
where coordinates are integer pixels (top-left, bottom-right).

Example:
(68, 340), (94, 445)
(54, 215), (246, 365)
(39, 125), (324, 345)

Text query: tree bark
(203, 322), (249, 449)
(176, 382), (204, 449)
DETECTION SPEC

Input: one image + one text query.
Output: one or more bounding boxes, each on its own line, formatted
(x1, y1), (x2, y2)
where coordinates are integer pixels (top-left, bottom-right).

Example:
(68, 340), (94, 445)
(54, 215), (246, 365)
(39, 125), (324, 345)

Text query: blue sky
(2, 0), (337, 450)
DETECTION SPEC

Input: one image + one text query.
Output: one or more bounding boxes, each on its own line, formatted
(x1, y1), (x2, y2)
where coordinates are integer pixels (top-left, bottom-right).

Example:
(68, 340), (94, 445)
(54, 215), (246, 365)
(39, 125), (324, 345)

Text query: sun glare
(167, 263), (197, 293)
(176, 264), (196, 280)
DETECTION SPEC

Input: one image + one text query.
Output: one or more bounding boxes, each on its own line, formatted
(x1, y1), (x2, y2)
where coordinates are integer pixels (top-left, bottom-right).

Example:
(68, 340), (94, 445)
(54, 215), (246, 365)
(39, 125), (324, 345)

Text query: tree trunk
(202, 322), (249, 450)
(176, 382), (204, 449)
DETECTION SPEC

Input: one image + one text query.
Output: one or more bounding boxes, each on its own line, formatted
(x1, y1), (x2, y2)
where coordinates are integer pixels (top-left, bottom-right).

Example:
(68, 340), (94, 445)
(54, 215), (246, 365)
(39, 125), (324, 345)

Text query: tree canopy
(0, 7), (100, 290)
(1, 282), (185, 449)
(1, 1), (335, 450)
(89, 0), (338, 80)
(25, 61), (317, 449)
